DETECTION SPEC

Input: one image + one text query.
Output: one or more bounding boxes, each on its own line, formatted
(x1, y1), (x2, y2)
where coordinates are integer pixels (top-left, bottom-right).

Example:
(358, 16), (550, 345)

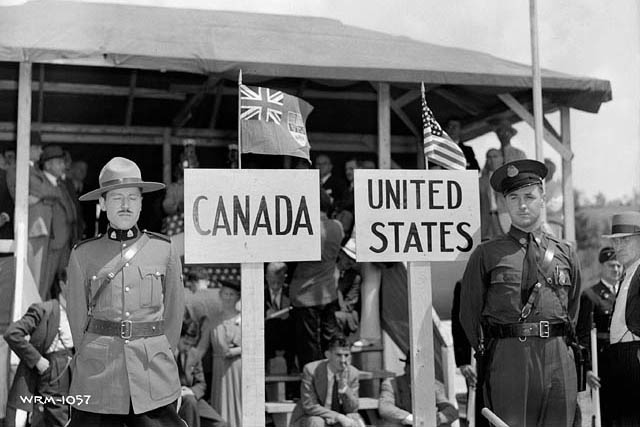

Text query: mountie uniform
(460, 226), (581, 427)
(66, 226), (184, 415)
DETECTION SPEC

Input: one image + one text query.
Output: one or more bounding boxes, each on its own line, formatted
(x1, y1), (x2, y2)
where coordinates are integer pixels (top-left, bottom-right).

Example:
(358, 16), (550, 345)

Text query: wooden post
(377, 82), (391, 169)
(162, 128), (171, 186)
(407, 261), (436, 426)
(560, 107), (575, 242)
(241, 262), (265, 427)
(529, 0), (544, 162)
(12, 61), (32, 322)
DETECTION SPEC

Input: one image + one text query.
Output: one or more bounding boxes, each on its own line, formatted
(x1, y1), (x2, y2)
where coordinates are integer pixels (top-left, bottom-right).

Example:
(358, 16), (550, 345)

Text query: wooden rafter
(433, 88), (483, 116)
(172, 75), (218, 129)
(208, 81), (225, 130)
(125, 70), (137, 127)
(498, 93), (573, 160)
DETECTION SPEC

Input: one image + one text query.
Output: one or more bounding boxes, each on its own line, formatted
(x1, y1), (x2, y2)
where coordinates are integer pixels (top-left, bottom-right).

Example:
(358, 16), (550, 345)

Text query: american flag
(240, 85), (284, 124)
(421, 83), (466, 170)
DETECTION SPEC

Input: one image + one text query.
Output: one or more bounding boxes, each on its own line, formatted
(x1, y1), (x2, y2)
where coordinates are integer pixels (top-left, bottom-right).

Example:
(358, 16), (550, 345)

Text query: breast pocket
(486, 266), (523, 319)
(89, 277), (112, 311)
(539, 267), (573, 318)
(138, 265), (166, 308)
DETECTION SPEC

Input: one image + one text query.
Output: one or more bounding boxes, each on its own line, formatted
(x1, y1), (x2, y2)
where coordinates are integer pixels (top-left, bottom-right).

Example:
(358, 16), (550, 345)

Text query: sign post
(185, 169), (321, 427)
(354, 169), (479, 426)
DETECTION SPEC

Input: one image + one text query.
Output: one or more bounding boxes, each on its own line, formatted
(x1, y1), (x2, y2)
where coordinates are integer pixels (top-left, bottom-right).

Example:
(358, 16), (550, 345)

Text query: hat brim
(341, 247), (356, 261)
(602, 232), (640, 239)
(79, 182), (165, 201)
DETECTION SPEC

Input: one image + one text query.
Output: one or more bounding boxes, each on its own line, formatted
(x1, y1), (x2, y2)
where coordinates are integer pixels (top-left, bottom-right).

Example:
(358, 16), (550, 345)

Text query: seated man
(379, 357), (459, 426)
(175, 319), (228, 427)
(264, 262), (295, 373)
(290, 336), (365, 427)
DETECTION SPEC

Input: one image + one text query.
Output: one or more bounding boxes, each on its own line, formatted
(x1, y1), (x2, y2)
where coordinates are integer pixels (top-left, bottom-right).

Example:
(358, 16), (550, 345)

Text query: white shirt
(600, 278), (618, 296)
(46, 303), (73, 353)
(269, 289), (282, 310)
(320, 173), (331, 186)
(610, 259), (640, 344)
(43, 170), (58, 187)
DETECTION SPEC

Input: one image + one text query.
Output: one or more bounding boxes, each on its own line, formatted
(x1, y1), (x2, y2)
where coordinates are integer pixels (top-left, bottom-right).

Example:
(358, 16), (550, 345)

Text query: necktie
(272, 293), (279, 310)
(331, 374), (342, 412)
(521, 233), (539, 305)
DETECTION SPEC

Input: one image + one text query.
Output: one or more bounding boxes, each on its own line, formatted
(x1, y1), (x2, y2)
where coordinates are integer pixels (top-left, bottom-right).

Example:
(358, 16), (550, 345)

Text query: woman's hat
(603, 211), (640, 239)
(79, 157), (165, 201)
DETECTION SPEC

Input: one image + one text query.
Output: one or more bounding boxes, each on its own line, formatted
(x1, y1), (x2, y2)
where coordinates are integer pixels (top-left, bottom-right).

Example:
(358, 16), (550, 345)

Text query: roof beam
(0, 122), (419, 153)
(498, 93), (573, 160)
(433, 88), (483, 116)
(170, 83), (377, 101)
(209, 82), (225, 130)
(0, 80), (186, 100)
(172, 75), (218, 128)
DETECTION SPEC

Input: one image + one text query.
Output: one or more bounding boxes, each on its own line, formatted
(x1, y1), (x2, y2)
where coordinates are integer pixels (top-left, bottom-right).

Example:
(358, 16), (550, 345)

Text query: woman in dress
(197, 279), (242, 427)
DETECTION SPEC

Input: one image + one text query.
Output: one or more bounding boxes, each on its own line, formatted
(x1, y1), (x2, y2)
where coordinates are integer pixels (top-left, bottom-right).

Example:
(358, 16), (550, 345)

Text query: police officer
(66, 157), (185, 426)
(575, 246), (622, 426)
(460, 159), (581, 426)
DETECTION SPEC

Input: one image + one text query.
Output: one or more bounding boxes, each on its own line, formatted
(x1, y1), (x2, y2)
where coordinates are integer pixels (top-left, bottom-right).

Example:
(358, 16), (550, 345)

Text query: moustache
(118, 209), (133, 214)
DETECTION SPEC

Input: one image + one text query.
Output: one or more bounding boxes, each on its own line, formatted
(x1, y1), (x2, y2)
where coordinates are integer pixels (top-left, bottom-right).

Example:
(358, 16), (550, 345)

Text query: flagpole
(237, 69), (243, 170)
(529, 0), (544, 161)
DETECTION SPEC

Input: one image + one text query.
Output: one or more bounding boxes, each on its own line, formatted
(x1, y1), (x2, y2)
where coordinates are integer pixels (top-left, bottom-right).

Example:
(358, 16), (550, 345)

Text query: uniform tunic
(66, 228), (184, 414)
(460, 226), (581, 427)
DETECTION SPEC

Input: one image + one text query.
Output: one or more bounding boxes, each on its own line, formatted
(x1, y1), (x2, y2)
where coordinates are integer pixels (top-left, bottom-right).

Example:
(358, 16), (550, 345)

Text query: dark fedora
(603, 211), (640, 239)
(79, 157), (165, 201)
(40, 144), (65, 163)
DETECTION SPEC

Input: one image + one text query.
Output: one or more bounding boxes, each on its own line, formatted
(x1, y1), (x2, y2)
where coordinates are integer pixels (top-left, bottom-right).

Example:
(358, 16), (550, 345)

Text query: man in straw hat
(65, 157), (185, 426)
(597, 211), (640, 425)
(492, 118), (526, 163)
(460, 159), (582, 426)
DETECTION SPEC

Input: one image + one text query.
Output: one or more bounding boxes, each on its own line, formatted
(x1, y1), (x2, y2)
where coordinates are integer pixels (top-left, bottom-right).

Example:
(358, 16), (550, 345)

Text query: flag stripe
(421, 83), (467, 170)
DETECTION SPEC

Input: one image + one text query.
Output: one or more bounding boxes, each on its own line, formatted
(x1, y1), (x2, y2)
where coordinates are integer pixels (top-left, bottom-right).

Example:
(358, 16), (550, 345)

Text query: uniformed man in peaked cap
(460, 159), (581, 426)
(66, 157), (185, 426)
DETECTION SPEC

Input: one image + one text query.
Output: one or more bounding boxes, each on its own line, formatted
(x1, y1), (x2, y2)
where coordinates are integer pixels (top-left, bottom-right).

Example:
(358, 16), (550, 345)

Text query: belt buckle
(539, 321), (550, 338)
(121, 320), (132, 339)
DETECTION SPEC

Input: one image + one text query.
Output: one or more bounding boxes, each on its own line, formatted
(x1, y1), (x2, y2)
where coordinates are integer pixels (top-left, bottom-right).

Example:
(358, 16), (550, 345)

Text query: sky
(6, 0), (638, 201)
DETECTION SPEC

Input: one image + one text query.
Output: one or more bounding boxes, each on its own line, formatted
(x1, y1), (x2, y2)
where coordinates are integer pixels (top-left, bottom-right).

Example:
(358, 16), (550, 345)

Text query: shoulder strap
(519, 241), (557, 322)
(86, 234), (150, 316)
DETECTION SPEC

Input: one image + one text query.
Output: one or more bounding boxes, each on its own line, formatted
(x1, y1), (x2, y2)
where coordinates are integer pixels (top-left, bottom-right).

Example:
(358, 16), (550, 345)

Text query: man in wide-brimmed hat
(460, 159), (582, 427)
(594, 211), (640, 425)
(491, 118), (526, 163)
(65, 157), (185, 426)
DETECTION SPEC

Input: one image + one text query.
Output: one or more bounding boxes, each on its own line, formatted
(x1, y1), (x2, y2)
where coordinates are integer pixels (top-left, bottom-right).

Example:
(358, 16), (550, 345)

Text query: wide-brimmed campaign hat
(79, 157), (165, 201)
(603, 211), (640, 239)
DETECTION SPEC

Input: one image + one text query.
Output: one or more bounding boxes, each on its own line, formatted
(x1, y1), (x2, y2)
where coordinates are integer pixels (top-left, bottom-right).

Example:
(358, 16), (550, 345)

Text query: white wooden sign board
(184, 169), (321, 263)
(354, 169), (480, 262)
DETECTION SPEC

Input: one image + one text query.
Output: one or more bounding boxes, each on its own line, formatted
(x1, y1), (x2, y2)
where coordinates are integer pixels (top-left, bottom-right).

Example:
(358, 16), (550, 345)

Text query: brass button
(125, 311), (130, 317)
(124, 339), (129, 344)
(125, 262), (130, 267)
(108, 272), (115, 279)
(122, 243), (127, 248)
(125, 286), (130, 292)
(155, 272), (161, 277)
(91, 275), (97, 280)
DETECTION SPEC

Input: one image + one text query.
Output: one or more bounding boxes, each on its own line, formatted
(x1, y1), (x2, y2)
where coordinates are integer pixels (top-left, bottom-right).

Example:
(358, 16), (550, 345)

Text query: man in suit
(290, 190), (343, 368)
(175, 319), (228, 427)
(38, 145), (77, 299)
(290, 336), (364, 427)
(66, 157), (185, 426)
(314, 154), (346, 206)
(0, 164), (14, 242)
(264, 262), (294, 372)
(597, 212), (640, 425)
(6, 132), (58, 296)
(378, 357), (459, 426)
(4, 271), (74, 427)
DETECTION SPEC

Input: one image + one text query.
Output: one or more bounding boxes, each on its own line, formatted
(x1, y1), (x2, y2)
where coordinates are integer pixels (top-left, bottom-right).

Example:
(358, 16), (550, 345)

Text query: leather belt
(596, 332), (610, 340)
(486, 321), (569, 339)
(87, 318), (164, 339)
